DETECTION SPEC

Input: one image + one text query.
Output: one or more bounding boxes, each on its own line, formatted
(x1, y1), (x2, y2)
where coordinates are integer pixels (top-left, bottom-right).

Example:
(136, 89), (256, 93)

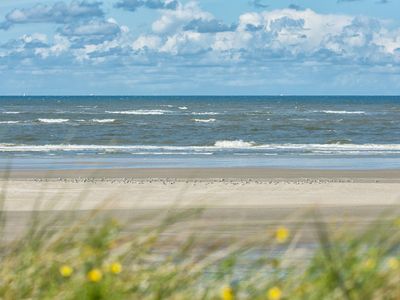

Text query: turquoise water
(1, 96), (400, 169)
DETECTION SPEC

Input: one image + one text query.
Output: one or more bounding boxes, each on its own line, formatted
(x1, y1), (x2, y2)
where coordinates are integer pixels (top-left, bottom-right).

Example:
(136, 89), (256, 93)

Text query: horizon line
(1, 95), (400, 97)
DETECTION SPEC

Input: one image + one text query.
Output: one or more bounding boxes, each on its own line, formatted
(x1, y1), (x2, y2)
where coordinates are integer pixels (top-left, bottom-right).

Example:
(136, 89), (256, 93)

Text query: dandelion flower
(267, 286), (282, 300)
(220, 286), (234, 300)
(275, 227), (289, 243)
(387, 257), (399, 270)
(59, 265), (73, 278)
(87, 268), (103, 282)
(110, 262), (122, 274)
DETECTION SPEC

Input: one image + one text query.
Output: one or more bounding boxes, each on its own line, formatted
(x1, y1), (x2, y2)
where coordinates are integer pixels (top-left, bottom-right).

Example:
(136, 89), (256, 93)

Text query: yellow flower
(394, 218), (400, 227)
(59, 265), (73, 278)
(220, 286), (234, 300)
(275, 227), (289, 243)
(87, 268), (103, 282)
(387, 257), (400, 270)
(363, 258), (376, 270)
(110, 262), (122, 274)
(267, 286), (282, 300)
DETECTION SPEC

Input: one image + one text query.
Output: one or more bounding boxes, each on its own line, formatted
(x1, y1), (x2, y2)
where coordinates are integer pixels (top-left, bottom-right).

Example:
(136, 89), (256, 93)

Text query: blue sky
(0, 0), (400, 95)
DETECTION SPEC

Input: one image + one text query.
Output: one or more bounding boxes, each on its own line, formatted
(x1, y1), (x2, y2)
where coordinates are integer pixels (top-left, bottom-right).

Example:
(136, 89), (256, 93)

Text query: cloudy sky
(0, 0), (400, 95)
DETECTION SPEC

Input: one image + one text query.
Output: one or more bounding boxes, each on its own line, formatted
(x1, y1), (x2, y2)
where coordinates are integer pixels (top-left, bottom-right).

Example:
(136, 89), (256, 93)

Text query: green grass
(0, 182), (399, 299)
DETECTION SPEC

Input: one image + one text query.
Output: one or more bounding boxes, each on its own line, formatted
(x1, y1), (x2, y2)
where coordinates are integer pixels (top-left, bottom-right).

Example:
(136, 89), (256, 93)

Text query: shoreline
(2, 167), (400, 183)
(1, 166), (399, 243)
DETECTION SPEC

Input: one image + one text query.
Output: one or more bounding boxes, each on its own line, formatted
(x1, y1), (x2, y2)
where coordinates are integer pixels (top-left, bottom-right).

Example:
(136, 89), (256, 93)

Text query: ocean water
(1, 96), (400, 170)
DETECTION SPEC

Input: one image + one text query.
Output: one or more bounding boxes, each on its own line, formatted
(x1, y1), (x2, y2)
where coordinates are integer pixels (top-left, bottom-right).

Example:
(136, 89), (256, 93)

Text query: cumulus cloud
(151, 2), (214, 34)
(58, 19), (122, 44)
(0, 1), (103, 30)
(0, 1), (130, 65)
(128, 6), (400, 67)
(132, 35), (162, 50)
(0, 33), (51, 67)
(183, 19), (236, 33)
(114, 0), (179, 12)
(1, 3), (400, 75)
(1, 1), (400, 94)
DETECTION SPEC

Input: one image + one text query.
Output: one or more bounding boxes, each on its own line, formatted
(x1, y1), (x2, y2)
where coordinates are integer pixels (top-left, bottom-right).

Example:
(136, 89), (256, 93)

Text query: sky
(0, 0), (400, 95)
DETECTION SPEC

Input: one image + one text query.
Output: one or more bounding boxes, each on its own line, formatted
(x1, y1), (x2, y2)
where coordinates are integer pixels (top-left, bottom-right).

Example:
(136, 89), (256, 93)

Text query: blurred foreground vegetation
(0, 202), (399, 299)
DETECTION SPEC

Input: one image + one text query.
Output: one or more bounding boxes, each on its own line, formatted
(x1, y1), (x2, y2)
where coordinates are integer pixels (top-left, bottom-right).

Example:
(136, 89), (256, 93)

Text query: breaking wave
(192, 118), (216, 123)
(314, 110), (366, 115)
(105, 110), (170, 115)
(37, 119), (69, 124)
(2, 142), (400, 156)
(92, 119), (116, 123)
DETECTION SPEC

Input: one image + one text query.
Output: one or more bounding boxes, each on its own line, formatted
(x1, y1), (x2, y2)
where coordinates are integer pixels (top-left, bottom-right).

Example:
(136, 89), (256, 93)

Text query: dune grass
(0, 179), (399, 299)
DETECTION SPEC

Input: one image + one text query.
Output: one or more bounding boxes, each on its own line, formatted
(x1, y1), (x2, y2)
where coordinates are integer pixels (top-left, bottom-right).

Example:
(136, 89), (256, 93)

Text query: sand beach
(2, 167), (399, 245)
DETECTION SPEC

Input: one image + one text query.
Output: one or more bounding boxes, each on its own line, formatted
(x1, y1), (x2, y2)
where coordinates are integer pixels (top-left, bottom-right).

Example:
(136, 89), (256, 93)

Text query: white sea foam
(214, 140), (255, 148)
(132, 152), (213, 155)
(2, 143), (400, 154)
(0, 121), (20, 124)
(192, 118), (216, 123)
(37, 118), (69, 123)
(92, 119), (116, 123)
(105, 110), (170, 115)
(314, 110), (366, 115)
(191, 112), (220, 115)
(2, 111), (20, 114)
(292, 118), (313, 121)
(178, 106), (188, 110)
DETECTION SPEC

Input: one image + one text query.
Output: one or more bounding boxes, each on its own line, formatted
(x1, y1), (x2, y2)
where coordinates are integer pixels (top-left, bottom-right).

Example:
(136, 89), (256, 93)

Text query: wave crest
(314, 110), (365, 115)
(2, 111), (20, 114)
(2, 143), (400, 155)
(191, 112), (220, 115)
(37, 119), (69, 124)
(0, 121), (20, 124)
(192, 118), (216, 123)
(106, 110), (170, 115)
(214, 140), (255, 148)
(92, 119), (116, 123)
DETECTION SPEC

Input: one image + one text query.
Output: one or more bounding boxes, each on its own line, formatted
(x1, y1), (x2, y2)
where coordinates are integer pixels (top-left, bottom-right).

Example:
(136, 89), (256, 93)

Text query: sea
(1, 96), (400, 170)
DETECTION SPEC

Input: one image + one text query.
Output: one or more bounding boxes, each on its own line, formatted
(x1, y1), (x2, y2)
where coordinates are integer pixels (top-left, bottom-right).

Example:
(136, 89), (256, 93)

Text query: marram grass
(0, 202), (399, 299)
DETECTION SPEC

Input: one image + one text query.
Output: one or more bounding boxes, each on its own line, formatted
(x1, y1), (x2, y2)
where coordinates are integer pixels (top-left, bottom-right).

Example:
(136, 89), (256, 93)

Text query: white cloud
(115, 0), (179, 12)
(59, 19), (121, 38)
(1, 1), (104, 30)
(151, 2), (213, 34)
(35, 34), (71, 58)
(132, 35), (162, 50)
(2, 3), (400, 73)
(135, 5), (400, 67)
(159, 31), (210, 55)
(22, 33), (48, 44)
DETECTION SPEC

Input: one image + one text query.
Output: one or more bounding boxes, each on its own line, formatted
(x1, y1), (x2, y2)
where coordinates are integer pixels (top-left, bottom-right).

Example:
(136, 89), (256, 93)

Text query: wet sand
(3, 167), (400, 182)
